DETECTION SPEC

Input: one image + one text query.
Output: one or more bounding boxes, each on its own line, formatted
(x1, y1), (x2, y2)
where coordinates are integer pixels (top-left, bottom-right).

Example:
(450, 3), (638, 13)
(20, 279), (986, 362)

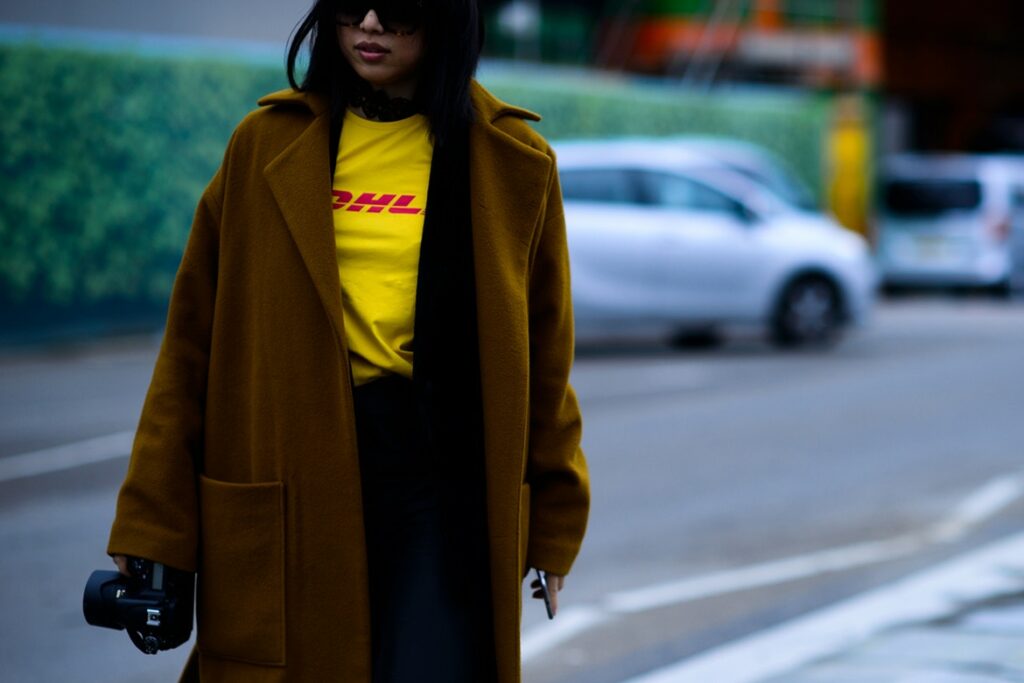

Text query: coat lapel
(469, 85), (553, 477)
(263, 107), (348, 350)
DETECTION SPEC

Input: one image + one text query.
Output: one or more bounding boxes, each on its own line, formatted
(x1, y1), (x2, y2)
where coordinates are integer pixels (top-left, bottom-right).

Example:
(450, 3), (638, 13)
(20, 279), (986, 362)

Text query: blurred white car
(555, 139), (877, 347)
(877, 154), (1024, 294)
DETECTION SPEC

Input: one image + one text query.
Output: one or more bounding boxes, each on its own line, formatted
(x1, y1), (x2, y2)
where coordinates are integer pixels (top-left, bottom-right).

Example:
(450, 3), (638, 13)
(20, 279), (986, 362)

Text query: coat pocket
(519, 482), (531, 579)
(197, 475), (286, 666)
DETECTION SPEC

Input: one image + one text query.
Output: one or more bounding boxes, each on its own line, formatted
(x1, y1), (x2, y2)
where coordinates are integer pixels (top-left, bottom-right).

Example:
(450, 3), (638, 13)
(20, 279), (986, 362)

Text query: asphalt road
(1, 297), (1023, 683)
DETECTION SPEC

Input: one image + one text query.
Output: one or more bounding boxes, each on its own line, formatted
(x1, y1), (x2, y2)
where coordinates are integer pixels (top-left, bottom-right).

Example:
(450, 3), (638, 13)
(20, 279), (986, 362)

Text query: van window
(559, 169), (639, 204)
(1012, 187), (1024, 210)
(883, 179), (982, 216)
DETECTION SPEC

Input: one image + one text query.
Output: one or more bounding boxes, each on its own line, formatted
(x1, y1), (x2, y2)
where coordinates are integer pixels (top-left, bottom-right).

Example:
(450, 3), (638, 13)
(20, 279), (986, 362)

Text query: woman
(107, 0), (589, 681)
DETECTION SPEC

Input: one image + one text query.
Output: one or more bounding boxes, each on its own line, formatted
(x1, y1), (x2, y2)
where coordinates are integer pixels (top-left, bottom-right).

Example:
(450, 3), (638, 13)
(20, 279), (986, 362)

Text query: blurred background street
(3, 0), (1024, 681)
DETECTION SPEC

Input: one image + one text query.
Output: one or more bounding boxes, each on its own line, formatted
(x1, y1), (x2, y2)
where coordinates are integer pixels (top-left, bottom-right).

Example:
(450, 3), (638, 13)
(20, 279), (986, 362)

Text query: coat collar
(255, 81), (542, 126)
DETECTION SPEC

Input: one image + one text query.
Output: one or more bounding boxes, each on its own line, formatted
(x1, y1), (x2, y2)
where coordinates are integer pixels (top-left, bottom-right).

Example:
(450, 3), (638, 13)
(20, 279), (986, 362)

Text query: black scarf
(414, 123), (494, 664)
(412, 124), (487, 478)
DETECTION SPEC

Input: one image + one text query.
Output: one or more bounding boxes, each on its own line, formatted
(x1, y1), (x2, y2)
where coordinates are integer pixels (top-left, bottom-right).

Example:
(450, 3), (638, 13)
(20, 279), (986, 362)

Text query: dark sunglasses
(336, 0), (424, 36)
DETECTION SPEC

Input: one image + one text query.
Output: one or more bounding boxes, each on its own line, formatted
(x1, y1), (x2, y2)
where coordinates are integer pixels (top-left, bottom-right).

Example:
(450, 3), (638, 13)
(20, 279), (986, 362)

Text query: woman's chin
(352, 65), (395, 88)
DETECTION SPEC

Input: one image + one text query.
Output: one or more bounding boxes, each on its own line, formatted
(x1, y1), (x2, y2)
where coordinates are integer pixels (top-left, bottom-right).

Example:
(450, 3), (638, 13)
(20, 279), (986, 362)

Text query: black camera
(83, 557), (195, 654)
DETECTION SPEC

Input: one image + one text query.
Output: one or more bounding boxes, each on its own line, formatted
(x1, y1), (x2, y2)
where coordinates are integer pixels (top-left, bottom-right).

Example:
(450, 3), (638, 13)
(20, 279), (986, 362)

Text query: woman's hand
(111, 554), (131, 577)
(530, 571), (565, 616)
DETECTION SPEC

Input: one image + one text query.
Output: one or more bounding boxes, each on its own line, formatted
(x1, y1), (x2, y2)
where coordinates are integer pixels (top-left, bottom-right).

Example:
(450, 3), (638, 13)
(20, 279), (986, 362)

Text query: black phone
(535, 568), (554, 620)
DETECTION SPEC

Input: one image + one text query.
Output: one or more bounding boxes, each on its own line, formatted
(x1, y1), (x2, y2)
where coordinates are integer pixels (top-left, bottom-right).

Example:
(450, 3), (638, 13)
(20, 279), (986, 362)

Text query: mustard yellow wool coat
(106, 81), (590, 683)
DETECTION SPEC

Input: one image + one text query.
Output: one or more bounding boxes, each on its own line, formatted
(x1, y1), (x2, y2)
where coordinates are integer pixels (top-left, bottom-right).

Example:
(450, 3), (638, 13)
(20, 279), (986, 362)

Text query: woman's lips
(356, 42), (389, 63)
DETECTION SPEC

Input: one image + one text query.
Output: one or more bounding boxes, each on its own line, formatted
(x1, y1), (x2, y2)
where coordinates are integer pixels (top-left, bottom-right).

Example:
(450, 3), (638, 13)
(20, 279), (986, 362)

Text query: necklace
(349, 81), (419, 122)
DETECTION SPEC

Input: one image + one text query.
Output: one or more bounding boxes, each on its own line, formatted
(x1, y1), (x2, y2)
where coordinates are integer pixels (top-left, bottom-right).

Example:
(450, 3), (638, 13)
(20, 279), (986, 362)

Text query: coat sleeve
(524, 154), (590, 577)
(106, 166), (225, 573)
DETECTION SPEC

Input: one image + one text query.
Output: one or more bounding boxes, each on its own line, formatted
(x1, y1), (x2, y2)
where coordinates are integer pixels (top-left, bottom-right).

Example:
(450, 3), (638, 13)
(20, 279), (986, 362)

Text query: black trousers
(352, 374), (496, 683)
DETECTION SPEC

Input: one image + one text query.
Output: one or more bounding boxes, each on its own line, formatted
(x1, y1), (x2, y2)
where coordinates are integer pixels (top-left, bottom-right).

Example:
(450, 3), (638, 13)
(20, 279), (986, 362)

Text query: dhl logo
(332, 190), (425, 215)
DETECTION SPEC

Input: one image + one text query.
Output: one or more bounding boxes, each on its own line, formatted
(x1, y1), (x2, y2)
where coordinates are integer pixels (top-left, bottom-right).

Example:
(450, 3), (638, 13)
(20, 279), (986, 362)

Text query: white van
(877, 154), (1024, 293)
(1011, 185), (1024, 292)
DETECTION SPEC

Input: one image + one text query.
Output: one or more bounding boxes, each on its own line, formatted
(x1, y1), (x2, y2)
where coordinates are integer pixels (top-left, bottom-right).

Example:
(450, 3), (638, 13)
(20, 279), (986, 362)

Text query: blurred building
(599, 0), (879, 89)
(482, 0), (1024, 154)
(882, 1), (1024, 153)
(482, 0), (880, 90)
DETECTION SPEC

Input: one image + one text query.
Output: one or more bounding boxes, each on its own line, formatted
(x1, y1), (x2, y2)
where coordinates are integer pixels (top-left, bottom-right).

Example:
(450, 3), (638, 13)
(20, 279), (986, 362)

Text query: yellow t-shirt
(332, 109), (433, 386)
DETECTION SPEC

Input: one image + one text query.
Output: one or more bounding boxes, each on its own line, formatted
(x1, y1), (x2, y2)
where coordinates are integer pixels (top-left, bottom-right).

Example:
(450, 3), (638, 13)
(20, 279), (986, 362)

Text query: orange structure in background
(599, 0), (881, 91)
(753, 0), (782, 30)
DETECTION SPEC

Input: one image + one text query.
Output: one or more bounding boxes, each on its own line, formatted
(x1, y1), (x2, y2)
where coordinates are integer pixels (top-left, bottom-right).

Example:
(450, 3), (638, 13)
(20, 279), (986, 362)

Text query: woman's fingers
(528, 571), (566, 616)
(111, 554), (131, 577)
(548, 573), (565, 618)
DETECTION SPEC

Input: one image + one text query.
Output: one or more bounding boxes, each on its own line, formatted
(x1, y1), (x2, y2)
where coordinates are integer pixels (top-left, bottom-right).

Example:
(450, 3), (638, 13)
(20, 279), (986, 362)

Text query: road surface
(1, 297), (1023, 682)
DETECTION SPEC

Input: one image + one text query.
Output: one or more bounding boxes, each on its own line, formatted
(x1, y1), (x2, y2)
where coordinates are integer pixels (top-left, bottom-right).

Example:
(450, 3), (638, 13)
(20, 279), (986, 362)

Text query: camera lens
(83, 570), (128, 630)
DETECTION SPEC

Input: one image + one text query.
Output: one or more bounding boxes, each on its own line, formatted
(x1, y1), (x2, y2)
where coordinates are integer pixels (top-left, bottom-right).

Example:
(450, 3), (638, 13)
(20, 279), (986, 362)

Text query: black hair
(287, 0), (484, 148)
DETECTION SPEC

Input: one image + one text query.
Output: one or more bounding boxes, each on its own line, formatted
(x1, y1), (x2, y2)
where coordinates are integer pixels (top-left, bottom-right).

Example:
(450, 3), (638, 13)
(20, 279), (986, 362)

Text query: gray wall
(0, 0), (312, 45)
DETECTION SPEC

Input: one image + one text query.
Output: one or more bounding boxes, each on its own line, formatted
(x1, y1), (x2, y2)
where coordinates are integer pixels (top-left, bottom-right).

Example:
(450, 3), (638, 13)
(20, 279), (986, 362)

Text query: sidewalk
(761, 592), (1024, 683)
(626, 531), (1024, 683)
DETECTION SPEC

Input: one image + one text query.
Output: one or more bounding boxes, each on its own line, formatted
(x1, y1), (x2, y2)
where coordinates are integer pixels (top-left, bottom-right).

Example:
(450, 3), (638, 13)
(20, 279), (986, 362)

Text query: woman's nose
(359, 9), (386, 33)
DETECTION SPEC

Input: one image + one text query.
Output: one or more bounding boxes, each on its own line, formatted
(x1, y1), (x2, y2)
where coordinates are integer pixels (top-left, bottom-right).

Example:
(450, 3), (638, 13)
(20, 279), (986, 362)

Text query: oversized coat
(106, 80), (590, 683)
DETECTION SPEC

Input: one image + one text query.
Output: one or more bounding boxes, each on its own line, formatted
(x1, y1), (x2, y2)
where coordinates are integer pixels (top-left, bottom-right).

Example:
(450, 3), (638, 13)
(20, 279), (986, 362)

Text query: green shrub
(0, 43), (282, 316)
(483, 68), (829, 199)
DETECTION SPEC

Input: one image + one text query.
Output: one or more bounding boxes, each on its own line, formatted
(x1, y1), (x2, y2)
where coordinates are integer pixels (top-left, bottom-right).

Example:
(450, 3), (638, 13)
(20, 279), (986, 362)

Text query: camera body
(83, 557), (194, 654)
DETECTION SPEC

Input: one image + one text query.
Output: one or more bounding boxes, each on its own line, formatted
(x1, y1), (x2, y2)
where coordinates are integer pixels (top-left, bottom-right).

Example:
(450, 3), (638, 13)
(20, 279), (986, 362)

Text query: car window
(1011, 186), (1024, 210)
(883, 178), (982, 215)
(559, 168), (639, 204)
(730, 165), (816, 210)
(639, 171), (749, 220)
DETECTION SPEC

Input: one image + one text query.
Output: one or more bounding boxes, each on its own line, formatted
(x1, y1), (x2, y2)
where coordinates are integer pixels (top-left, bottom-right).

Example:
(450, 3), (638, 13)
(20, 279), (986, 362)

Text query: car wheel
(771, 276), (843, 347)
(670, 329), (723, 350)
(987, 278), (1012, 300)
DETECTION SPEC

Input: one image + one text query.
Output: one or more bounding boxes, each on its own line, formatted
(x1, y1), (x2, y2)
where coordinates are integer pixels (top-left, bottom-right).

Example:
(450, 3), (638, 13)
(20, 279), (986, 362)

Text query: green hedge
(0, 43), (281, 312)
(0, 39), (830, 341)
(483, 67), (829, 198)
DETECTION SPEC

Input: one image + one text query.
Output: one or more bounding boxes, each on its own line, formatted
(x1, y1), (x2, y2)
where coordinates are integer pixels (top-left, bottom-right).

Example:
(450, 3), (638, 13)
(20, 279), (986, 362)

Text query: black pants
(353, 374), (496, 683)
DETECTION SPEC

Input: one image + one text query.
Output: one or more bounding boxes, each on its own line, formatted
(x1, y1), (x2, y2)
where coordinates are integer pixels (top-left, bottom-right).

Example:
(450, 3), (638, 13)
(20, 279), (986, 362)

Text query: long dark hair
(287, 0), (483, 147)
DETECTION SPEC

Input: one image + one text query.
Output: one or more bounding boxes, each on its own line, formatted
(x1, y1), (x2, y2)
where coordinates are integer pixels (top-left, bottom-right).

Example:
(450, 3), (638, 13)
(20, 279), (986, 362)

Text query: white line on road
(929, 474), (1024, 543)
(604, 535), (926, 614)
(521, 470), (1024, 662)
(521, 607), (610, 661)
(620, 528), (1024, 683)
(0, 432), (133, 483)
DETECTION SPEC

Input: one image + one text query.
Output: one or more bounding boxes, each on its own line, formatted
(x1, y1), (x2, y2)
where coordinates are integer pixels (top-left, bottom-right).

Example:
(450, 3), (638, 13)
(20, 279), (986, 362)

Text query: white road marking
(620, 528), (1024, 683)
(522, 470), (1024, 662)
(604, 535), (925, 614)
(929, 474), (1024, 543)
(0, 432), (133, 483)
(521, 607), (610, 661)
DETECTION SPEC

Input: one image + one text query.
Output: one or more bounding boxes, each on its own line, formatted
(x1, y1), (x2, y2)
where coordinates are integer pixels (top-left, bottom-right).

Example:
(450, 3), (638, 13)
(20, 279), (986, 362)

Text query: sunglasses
(336, 0), (424, 36)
